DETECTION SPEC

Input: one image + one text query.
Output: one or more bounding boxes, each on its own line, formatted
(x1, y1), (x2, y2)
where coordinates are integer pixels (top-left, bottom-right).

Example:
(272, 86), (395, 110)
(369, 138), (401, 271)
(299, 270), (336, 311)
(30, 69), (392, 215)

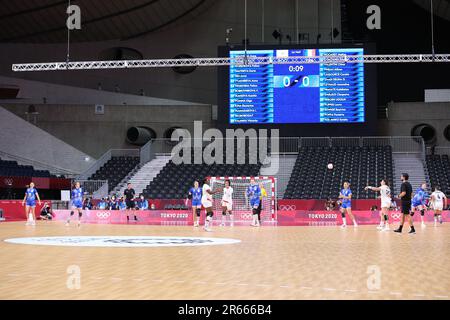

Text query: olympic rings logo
(96, 211), (111, 219)
(279, 205), (296, 211)
(391, 212), (401, 220)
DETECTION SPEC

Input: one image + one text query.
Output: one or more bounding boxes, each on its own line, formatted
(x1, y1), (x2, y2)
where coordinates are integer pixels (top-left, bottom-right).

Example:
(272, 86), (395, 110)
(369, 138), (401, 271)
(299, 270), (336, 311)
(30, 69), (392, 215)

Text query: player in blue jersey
(411, 183), (428, 228)
(22, 182), (41, 226)
(66, 182), (84, 227)
(338, 181), (357, 227)
(246, 178), (261, 227)
(187, 180), (202, 227)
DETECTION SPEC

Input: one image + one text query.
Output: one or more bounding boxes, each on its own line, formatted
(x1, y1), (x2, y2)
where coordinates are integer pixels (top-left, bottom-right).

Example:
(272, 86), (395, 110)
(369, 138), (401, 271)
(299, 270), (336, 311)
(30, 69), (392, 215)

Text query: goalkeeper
(246, 178), (261, 227)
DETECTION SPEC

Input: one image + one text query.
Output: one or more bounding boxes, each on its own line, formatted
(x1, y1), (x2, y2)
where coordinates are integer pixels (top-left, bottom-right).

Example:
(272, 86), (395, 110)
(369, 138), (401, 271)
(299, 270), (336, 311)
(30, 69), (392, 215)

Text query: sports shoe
(203, 227), (212, 232)
(394, 228), (402, 233)
(25, 220), (31, 226)
(77, 221), (81, 227)
(421, 223), (426, 228)
(340, 224), (347, 228)
(376, 224), (383, 230)
(194, 222), (199, 227)
(220, 223), (225, 227)
(408, 228), (416, 234)
(382, 224), (390, 231)
(65, 222), (70, 227)
(31, 220), (36, 226)
(353, 223), (358, 227)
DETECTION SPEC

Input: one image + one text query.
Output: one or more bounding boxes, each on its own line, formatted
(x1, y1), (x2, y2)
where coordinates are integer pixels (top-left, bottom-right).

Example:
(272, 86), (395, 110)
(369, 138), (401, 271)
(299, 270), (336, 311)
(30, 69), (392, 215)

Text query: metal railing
(0, 150), (77, 177)
(77, 180), (108, 199)
(427, 146), (450, 156)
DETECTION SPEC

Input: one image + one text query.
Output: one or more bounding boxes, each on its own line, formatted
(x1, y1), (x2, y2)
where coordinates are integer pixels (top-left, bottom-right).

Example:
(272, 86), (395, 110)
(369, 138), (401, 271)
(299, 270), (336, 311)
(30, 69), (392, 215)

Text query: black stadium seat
(88, 156), (140, 192)
(283, 146), (394, 200)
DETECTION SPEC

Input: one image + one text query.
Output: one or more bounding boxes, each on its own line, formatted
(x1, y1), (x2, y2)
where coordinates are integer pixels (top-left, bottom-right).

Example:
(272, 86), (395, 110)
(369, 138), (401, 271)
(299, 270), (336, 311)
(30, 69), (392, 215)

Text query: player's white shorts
(202, 199), (212, 208)
(221, 200), (232, 211)
(381, 199), (391, 209)
(433, 203), (443, 211)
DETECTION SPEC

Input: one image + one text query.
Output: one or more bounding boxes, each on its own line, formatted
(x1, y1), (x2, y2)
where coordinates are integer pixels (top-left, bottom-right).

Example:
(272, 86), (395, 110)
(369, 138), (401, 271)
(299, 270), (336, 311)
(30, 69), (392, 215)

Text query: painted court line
(323, 288), (337, 291)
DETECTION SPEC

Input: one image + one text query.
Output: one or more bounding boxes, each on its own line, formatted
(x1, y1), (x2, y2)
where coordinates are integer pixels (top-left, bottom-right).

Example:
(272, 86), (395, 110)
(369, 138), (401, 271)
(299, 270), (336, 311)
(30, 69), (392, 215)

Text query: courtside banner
(276, 210), (450, 226)
(0, 200), (47, 221)
(53, 210), (193, 225)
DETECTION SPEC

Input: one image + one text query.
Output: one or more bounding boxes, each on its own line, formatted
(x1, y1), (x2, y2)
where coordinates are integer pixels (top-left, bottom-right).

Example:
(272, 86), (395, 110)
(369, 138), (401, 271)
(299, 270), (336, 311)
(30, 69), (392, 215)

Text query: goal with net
(209, 176), (277, 224)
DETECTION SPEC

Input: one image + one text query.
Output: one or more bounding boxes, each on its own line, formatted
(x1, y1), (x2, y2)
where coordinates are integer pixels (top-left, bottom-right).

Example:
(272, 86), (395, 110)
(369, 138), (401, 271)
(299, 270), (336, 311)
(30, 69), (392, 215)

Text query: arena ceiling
(0, 0), (216, 43)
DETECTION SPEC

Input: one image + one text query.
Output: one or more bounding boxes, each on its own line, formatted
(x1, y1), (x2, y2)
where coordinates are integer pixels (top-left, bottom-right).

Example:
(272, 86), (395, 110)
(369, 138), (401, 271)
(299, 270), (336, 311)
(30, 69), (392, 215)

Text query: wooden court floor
(0, 221), (449, 300)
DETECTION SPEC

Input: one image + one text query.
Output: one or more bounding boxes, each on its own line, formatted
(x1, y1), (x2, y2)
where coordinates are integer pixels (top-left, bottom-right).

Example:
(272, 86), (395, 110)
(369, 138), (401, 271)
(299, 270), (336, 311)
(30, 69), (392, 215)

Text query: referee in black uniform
(394, 173), (415, 234)
(124, 183), (138, 222)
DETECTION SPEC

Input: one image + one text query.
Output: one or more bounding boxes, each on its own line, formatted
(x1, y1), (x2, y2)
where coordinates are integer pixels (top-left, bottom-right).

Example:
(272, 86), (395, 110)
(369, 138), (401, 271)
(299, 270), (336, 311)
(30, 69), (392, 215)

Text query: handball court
(0, 221), (449, 300)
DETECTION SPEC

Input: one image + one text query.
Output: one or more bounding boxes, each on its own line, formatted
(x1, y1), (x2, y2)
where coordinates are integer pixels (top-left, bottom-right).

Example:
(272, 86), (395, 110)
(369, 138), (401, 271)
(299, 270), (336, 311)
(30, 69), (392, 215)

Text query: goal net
(210, 176), (277, 224)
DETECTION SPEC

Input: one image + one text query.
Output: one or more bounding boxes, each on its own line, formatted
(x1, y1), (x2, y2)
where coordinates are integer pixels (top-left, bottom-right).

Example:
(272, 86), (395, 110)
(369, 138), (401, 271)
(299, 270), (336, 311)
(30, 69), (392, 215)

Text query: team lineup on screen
(229, 48), (365, 124)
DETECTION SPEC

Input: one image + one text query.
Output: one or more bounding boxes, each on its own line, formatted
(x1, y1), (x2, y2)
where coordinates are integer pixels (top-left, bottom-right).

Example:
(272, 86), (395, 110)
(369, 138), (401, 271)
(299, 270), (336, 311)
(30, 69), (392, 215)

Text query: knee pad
(195, 208), (201, 217)
(70, 211), (74, 216)
(384, 214), (389, 221)
(206, 211), (214, 218)
(252, 208), (258, 215)
(222, 211), (227, 216)
(78, 211), (82, 218)
(410, 211), (415, 217)
(228, 211), (232, 215)
(420, 209), (425, 216)
(341, 212), (346, 218)
(434, 213), (438, 217)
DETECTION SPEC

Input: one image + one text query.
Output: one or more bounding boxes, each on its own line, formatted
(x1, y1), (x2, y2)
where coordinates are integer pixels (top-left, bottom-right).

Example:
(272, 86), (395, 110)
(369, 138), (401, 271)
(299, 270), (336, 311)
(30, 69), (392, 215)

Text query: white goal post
(210, 176), (277, 224)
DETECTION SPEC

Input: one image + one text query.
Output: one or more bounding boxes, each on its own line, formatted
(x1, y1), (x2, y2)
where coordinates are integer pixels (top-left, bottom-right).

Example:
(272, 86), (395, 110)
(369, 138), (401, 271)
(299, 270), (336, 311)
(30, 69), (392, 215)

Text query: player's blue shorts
(340, 202), (351, 209)
(25, 200), (36, 207)
(250, 199), (260, 209)
(72, 201), (83, 209)
(192, 200), (201, 207)
(411, 200), (424, 208)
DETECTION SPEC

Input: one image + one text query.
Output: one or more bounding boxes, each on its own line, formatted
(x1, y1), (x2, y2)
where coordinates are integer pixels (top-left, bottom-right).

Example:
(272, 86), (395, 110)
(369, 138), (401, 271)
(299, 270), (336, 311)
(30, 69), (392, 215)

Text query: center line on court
(323, 288), (336, 291)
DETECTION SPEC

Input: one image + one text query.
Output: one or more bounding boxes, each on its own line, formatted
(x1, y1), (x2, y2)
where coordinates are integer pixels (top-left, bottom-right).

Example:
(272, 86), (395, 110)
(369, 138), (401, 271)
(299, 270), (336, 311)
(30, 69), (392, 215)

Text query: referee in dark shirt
(394, 173), (415, 233)
(124, 183), (138, 222)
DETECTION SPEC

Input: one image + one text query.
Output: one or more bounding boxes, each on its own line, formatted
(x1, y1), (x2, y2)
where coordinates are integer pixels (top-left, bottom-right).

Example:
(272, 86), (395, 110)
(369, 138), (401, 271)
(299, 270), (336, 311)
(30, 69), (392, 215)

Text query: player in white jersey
(220, 179), (234, 227)
(429, 186), (447, 226)
(201, 177), (222, 232)
(365, 179), (391, 231)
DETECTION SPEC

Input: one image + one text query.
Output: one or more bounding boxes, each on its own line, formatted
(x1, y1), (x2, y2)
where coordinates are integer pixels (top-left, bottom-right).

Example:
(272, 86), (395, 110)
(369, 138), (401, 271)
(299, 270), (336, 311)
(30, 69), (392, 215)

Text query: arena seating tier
(143, 146), (262, 199)
(283, 146), (394, 199)
(0, 158), (54, 177)
(89, 156), (140, 192)
(426, 154), (450, 196)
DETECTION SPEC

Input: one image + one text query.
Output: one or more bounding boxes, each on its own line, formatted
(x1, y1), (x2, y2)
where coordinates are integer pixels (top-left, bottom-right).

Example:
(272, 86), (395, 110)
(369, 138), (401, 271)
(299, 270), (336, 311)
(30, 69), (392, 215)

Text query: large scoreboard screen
(229, 48), (365, 124)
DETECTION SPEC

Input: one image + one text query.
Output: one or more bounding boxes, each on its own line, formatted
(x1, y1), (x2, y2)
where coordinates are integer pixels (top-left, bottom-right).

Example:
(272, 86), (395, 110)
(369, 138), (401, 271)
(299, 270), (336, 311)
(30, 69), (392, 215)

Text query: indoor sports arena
(0, 0), (449, 307)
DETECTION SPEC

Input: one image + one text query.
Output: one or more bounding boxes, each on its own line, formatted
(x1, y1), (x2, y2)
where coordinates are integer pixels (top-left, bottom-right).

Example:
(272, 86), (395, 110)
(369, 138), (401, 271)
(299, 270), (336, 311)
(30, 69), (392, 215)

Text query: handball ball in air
(327, 163), (334, 170)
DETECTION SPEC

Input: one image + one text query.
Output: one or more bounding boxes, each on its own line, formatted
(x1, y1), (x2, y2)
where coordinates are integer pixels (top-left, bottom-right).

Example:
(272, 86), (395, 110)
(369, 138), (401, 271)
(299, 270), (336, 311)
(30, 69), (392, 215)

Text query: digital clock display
(229, 48), (365, 124)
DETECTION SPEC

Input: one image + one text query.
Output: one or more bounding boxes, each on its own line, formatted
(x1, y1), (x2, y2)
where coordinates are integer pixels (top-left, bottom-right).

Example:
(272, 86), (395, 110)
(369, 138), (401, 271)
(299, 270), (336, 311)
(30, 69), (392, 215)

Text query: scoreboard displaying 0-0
(229, 48), (365, 124)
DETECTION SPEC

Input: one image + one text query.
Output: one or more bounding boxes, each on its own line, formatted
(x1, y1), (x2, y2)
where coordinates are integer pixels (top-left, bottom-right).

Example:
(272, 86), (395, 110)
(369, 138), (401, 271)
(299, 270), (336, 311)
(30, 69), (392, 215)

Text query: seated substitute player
(411, 183), (428, 228)
(66, 182), (84, 227)
(124, 183), (138, 222)
(22, 182), (41, 226)
(430, 186), (447, 226)
(137, 194), (149, 210)
(109, 195), (119, 210)
(246, 178), (262, 227)
(220, 179), (234, 227)
(187, 180), (202, 227)
(365, 179), (391, 231)
(201, 177), (222, 232)
(338, 181), (357, 228)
